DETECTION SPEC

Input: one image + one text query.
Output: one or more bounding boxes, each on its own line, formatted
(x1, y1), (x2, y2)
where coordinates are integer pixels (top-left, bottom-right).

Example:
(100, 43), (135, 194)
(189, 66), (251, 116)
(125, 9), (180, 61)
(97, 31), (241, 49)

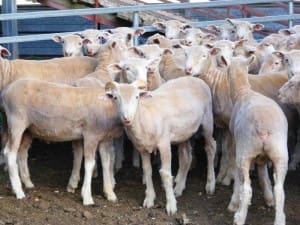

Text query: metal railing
(0, 0), (299, 44)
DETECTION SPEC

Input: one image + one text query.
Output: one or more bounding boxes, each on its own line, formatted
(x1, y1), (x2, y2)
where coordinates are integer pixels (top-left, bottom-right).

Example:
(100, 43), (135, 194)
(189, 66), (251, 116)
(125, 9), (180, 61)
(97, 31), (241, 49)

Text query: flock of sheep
(0, 18), (300, 225)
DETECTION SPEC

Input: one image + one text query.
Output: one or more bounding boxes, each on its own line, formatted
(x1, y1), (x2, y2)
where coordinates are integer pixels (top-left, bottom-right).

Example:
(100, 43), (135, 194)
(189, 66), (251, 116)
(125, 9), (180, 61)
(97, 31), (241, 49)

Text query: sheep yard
(0, 140), (299, 225)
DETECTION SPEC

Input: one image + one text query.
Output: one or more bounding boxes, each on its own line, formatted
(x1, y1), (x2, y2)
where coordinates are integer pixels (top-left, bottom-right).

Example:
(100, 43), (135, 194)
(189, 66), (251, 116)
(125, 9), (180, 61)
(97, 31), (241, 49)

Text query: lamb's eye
(114, 96), (117, 100)
(136, 96), (139, 99)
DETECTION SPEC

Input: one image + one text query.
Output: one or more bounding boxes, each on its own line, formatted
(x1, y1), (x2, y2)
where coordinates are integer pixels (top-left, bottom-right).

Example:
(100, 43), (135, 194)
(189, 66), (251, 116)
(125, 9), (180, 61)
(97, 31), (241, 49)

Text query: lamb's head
(259, 52), (285, 75)
(127, 44), (163, 59)
(108, 58), (160, 84)
(106, 27), (145, 47)
(226, 18), (264, 41)
(274, 50), (300, 78)
(104, 80), (149, 125)
(278, 76), (300, 105)
(0, 46), (10, 58)
(184, 45), (211, 76)
(52, 34), (83, 57)
(79, 30), (110, 57)
(183, 28), (216, 46)
(153, 20), (191, 39)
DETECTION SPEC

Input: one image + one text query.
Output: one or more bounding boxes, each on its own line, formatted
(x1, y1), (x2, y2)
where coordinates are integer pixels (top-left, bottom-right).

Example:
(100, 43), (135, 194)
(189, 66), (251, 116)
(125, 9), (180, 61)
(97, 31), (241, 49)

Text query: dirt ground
(0, 140), (299, 225)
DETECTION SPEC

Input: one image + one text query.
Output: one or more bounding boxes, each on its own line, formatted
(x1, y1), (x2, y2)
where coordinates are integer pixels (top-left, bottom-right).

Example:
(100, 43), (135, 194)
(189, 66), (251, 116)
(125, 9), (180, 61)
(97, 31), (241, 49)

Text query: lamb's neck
(124, 103), (152, 152)
(0, 58), (12, 90)
(229, 68), (251, 104)
(198, 59), (227, 94)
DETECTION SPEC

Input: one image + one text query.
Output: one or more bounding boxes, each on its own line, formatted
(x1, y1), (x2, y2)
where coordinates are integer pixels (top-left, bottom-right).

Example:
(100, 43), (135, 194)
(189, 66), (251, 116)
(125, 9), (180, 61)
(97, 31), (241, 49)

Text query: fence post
(132, 11), (139, 46)
(288, 0), (294, 28)
(1, 0), (19, 59)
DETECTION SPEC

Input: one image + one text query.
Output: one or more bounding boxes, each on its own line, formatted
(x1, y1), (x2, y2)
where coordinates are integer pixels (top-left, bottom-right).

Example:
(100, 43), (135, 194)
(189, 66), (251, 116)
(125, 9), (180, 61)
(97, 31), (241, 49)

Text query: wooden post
(2, 0), (19, 59)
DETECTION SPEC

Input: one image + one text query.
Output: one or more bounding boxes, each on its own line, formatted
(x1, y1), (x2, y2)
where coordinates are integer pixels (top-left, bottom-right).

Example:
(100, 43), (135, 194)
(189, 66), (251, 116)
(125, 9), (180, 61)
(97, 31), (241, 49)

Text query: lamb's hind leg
(268, 145), (288, 225)
(99, 140), (117, 202)
(257, 163), (274, 207)
(202, 110), (216, 195)
(17, 132), (34, 188)
(233, 158), (252, 225)
(174, 141), (192, 197)
(0, 117), (8, 166)
(67, 140), (83, 193)
(4, 119), (27, 199)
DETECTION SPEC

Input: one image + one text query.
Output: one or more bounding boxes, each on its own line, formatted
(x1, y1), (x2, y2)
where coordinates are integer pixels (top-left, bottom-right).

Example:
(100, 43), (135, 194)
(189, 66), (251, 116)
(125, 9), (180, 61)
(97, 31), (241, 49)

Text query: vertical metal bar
(288, 0), (294, 28)
(2, 0), (19, 59)
(132, 11), (139, 46)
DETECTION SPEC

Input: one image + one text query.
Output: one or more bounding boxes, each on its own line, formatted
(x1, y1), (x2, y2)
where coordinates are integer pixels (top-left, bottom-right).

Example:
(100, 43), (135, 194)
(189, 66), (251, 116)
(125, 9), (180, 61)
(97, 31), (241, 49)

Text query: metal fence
(0, 0), (299, 57)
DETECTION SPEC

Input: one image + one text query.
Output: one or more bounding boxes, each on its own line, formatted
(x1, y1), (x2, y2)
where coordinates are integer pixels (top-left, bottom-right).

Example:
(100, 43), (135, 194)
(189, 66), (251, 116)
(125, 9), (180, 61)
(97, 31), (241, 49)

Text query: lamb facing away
(1, 79), (123, 205)
(278, 75), (300, 170)
(226, 56), (288, 225)
(103, 77), (216, 215)
(0, 45), (98, 91)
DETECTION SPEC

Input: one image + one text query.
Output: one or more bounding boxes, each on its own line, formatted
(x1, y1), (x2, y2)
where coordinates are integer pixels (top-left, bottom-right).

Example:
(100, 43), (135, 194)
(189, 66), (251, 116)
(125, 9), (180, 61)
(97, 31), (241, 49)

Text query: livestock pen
(0, 0), (300, 225)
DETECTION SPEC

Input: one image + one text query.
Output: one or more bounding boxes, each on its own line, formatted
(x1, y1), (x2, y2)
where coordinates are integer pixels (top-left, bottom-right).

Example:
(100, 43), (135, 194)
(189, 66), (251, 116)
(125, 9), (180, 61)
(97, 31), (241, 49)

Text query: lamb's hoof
(166, 199), (177, 215)
(143, 197), (155, 208)
(288, 163), (297, 171)
(265, 198), (275, 207)
(16, 191), (26, 200)
(205, 182), (215, 195)
(25, 182), (35, 189)
(221, 176), (232, 186)
(174, 185), (184, 197)
(67, 186), (76, 193)
(228, 202), (238, 213)
(83, 197), (95, 206)
(105, 192), (117, 203)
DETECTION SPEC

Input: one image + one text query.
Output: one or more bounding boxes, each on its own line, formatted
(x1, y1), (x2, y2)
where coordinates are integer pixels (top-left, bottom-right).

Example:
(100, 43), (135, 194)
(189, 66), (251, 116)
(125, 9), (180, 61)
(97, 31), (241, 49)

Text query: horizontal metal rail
(0, 0), (291, 21)
(0, 0), (297, 44)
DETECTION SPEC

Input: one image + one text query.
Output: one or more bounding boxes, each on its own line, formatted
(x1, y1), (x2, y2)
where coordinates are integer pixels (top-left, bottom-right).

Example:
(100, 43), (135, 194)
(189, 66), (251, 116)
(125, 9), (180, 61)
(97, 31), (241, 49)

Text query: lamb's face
(53, 35), (83, 57)
(106, 81), (148, 125)
(184, 46), (210, 76)
(284, 50), (300, 78)
(278, 77), (300, 104)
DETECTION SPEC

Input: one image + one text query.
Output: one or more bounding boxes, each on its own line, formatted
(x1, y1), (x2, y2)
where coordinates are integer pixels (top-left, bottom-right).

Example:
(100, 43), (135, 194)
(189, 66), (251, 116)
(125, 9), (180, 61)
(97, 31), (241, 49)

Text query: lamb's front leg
(174, 141), (192, 197)
(99, 140), (117, 202)
(140, 151), (156, 208)
(81, 137), (98, 206)
(158, 142), (177, 215)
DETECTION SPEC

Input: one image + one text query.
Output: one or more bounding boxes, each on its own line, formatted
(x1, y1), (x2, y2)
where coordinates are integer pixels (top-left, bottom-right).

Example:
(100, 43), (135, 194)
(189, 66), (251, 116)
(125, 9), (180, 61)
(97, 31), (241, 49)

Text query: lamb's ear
(202, 33), (216, 42)
(105, 81), (118, 92)
(210, 47), (221, 56)
(73, 33), (84, 38)
(128, 47), (141, 57)
(247, 54), (256, 66)
(83, 38), (92, 45)
(0, 47), (11, 57)
(134, 28), (145, 36)
(162, 48), (174, 56)
(201, 25), (219, 34)
(146, 57), (161, 73)
(139, 91), (152, 98)
(235, 39), (248, 48)
(252, 23), (264, 31)
(107, 63), (123, 75)
(152, 22), (166, 30)
(273, 51), (285, 61)
(132, 80), (147, 91)
(52, 35), (64, 43)
(98, 82), (118, 100)
(226, 18), (236, 27)
(278, 29), (294, 36)
(183, 24), (192, 30)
